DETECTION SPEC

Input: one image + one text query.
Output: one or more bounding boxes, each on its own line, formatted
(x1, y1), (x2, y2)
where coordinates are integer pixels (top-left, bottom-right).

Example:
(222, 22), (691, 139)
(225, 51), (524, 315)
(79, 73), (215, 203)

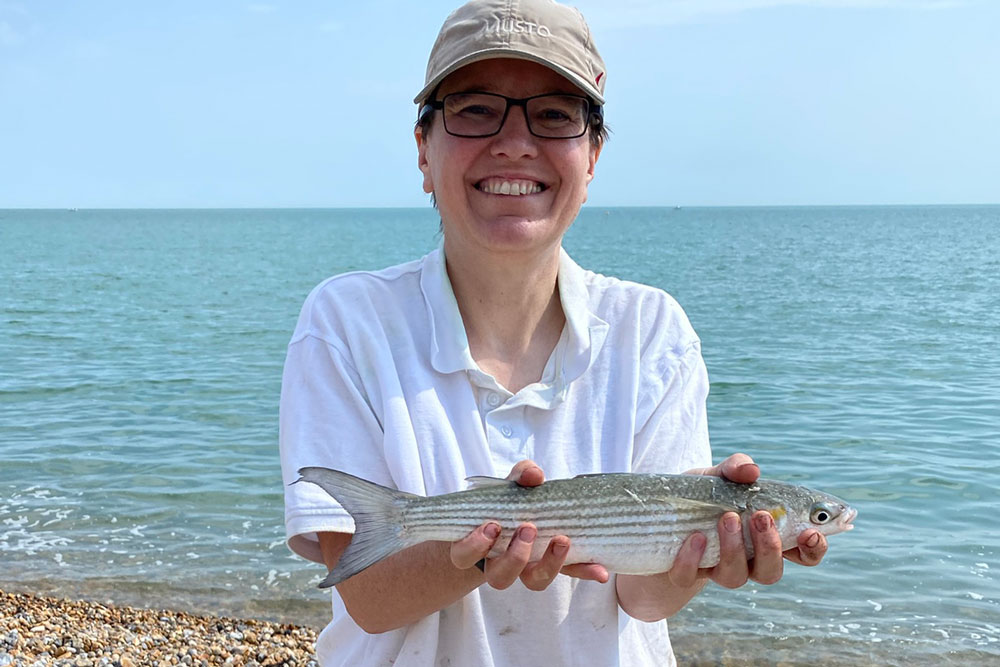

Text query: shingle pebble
(0, 589), (318, 666)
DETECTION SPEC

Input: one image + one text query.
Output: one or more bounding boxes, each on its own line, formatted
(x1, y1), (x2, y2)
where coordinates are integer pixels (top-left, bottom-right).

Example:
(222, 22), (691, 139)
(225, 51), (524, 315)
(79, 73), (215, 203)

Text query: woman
(280, 1), (829, 664)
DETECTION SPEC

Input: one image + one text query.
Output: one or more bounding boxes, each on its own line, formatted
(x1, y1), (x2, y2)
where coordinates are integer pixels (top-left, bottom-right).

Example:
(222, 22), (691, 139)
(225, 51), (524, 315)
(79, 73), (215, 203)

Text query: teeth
(478, 178), (543, 196)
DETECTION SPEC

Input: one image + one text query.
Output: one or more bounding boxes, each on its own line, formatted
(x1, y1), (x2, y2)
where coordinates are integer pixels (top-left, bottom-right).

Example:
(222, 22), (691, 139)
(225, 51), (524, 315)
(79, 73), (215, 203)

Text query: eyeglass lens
(442, 93), (590, 138)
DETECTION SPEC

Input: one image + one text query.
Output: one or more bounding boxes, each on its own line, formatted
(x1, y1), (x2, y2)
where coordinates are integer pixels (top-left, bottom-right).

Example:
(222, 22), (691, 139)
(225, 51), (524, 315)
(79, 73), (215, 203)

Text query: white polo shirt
(280, 247), (712, 667)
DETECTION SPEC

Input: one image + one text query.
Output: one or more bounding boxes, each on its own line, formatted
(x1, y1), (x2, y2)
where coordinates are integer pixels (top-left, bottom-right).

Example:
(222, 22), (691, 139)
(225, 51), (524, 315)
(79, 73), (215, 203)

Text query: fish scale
(297, 467), (857, 588)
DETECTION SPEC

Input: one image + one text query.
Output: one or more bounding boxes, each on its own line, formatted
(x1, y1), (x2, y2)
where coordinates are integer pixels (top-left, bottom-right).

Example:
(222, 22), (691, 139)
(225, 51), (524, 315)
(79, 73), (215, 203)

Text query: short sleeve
(279, 331), (391, 564)
(631, 340), (712, 474)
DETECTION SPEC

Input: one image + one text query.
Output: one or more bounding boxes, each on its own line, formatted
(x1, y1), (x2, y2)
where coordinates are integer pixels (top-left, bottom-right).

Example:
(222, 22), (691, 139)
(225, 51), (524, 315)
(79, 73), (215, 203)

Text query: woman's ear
(416, 128), (434, 194)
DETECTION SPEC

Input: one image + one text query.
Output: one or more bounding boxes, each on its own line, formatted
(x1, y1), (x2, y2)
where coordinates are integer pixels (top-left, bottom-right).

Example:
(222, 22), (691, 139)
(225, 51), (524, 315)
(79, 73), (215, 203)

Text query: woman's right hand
(449, 460), (610, 591)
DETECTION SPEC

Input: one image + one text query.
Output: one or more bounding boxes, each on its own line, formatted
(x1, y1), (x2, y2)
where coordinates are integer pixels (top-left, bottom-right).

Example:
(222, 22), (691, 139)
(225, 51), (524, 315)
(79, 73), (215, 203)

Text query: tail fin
(297, 467), (418, 588)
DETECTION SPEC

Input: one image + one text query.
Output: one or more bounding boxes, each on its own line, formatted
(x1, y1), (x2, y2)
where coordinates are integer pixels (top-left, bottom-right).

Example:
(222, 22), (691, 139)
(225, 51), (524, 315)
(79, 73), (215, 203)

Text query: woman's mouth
(475, 178), (546, 196)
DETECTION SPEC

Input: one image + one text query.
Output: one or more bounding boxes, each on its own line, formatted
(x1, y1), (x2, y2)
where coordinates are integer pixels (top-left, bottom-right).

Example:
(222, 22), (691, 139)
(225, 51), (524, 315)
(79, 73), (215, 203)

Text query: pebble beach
(2, 587), (996, 667)
(0, 589), (318, 667)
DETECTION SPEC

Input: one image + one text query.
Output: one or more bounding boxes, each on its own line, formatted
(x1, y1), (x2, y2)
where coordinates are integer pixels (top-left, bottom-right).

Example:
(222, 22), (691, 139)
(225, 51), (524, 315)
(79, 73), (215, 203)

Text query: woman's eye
(541, 109), (570, 120)
(534, 108), (574, 125)
(459, 105), (495, 116)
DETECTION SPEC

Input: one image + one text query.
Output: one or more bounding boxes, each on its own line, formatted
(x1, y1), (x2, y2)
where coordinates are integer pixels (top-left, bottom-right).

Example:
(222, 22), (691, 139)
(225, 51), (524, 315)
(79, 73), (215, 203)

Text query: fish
(296, 467), (857, 588)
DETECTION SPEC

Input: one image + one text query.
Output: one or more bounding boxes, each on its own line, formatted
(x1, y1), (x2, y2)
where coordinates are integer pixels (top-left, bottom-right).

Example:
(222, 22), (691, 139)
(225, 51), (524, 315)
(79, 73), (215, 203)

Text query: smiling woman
(277, 1), (829, 666)
(417, 59), (601, 262)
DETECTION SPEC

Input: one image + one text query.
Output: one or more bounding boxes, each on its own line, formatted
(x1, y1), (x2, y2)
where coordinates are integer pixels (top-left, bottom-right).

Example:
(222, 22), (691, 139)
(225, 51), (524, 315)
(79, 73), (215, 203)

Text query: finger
(748, 511), (784, 585)
(485, 523), (536, 590)
(507, 460), (545, 487)
(719, 454), (760, 483)
(560, 562), (610, 583)
(686, 453), (759, 483)
(710, 512), (750, 589)
(450, 522), (501, 569)
(520, 536), (570, 591)
(783, 530), (828, 567)
(668, 532), (707, 589)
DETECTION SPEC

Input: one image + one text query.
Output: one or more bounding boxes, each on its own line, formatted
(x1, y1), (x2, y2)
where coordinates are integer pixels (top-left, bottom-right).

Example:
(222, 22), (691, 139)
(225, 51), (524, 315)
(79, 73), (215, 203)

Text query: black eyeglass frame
(419, 92), (604, 139)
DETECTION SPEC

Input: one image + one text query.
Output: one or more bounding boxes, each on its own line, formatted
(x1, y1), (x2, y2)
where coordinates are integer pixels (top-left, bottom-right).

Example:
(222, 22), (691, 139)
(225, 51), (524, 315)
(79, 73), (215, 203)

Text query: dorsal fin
(465, 475), (517, 489)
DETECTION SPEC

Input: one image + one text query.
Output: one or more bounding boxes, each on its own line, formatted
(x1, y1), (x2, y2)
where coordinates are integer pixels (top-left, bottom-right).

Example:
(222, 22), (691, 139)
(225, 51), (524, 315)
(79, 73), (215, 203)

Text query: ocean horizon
(2, 205), (998, 664)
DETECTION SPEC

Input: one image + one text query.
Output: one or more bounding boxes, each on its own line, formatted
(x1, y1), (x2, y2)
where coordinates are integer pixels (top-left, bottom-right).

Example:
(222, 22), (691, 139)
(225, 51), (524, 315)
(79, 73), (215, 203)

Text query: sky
(1, 0), (998, 208)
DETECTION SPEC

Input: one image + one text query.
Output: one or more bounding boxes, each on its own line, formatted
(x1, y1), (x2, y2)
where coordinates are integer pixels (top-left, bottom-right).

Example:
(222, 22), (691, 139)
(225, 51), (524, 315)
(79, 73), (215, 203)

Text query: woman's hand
(449, 460), (609, 591)
(668, 453), (829, 590)
(617, 453), (831, 622)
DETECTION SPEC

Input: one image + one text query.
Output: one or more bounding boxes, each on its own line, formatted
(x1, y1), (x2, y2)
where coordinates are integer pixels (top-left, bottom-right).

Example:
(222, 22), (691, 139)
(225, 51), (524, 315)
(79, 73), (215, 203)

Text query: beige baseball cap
(414, 0), (607, 106)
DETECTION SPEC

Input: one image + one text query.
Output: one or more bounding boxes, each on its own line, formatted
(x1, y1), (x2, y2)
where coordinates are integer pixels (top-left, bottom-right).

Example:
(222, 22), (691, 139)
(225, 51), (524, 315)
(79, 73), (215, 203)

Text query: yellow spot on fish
(769, 507), (787, 530)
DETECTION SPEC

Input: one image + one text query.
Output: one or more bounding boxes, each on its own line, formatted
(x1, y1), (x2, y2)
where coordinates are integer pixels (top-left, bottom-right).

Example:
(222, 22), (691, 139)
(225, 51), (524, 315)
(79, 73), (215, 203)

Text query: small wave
(909, 476), (969, 490)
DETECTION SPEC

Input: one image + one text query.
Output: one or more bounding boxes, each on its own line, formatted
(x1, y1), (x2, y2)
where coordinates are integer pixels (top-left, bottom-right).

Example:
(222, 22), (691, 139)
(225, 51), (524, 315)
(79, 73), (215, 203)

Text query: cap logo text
(483, 14), (552, 38)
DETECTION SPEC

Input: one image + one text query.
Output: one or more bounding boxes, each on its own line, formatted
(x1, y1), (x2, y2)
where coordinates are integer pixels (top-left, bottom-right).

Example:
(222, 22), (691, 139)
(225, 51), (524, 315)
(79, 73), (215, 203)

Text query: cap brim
(414, 49), (605, 106)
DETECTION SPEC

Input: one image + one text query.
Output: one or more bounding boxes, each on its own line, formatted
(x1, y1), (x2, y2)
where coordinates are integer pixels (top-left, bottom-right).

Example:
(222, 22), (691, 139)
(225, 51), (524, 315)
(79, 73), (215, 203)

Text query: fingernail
(805, 532), (820, 548)
(552, 541), (568, 557)
(484, 523), (500, 539)
(723, 514), (741, 534)
(738, 463), (760, 475)
(518, 526), (536, 543)
(691, 532), (707, 550)
(754, 513), (772, 532)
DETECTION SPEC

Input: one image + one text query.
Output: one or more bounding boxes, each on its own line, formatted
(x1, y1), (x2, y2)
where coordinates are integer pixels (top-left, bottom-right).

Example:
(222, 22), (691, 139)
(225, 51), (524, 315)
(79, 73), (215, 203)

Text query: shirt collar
(421, 246), (609, 406)
(554, 247), (609, 391)
(422, 247), (477, 375)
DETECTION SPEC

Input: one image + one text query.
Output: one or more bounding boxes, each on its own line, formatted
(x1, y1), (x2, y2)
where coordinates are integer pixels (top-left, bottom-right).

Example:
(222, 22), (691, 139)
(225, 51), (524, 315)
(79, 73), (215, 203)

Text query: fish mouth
(837, 507), (858, 531)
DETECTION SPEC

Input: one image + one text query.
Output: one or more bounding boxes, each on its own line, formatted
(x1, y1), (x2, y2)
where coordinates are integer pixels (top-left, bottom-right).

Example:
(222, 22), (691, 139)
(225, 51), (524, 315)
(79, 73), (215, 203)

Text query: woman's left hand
(667, 453), (829, 590)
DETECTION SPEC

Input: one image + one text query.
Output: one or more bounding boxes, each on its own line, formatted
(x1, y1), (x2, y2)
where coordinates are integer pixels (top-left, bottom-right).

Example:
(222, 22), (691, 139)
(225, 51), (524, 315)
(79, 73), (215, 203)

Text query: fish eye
(810, 503), (835, 524)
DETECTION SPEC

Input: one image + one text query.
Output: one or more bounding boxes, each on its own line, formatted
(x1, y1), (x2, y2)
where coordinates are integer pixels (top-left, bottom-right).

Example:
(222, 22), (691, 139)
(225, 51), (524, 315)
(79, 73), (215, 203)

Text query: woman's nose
(489, 105), (538, 159)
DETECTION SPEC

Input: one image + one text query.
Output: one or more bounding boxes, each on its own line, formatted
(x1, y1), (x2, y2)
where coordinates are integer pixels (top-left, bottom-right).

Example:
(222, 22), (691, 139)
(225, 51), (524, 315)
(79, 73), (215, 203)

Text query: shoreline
(0, 588), (318, 666)
(2, 587), (996, 667)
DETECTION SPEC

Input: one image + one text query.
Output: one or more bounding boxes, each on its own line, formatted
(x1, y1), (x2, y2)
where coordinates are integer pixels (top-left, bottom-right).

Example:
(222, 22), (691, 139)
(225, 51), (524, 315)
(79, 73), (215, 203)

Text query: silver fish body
(297, 468), (857, 588)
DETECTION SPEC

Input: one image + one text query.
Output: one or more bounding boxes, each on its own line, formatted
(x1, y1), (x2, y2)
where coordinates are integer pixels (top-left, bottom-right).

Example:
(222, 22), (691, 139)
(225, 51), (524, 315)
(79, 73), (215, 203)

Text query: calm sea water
(2, 206), (998, 664)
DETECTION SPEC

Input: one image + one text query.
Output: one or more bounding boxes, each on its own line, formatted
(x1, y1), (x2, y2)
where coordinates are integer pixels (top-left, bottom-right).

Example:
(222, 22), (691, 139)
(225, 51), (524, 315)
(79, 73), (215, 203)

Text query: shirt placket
(467, 370), (531, 475)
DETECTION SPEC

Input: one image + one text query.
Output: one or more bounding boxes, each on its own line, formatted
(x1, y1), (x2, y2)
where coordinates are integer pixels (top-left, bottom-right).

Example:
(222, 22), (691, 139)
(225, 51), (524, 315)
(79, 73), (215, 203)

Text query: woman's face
(417, 58), (601, 262)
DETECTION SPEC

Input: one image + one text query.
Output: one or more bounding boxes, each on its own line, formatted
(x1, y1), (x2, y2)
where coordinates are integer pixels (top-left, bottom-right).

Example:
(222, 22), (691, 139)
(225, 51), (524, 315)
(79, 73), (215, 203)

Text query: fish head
(747, 482), (857, 546)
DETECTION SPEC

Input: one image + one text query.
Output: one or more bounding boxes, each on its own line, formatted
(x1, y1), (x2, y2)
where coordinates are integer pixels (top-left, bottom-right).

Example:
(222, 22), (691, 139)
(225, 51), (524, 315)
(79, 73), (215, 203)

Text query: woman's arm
(319, 532), (486, 634)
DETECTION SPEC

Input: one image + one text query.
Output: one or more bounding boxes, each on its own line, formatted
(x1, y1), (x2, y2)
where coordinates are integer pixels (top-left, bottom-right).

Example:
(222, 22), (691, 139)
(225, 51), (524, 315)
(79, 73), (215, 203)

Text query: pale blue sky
(1, 0), (997, 208)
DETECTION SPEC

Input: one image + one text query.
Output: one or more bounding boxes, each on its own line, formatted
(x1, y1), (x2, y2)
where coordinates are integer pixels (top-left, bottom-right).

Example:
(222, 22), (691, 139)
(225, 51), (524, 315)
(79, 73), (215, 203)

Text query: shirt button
(500, 425), (513, 438)
(487, 392), (501, 407)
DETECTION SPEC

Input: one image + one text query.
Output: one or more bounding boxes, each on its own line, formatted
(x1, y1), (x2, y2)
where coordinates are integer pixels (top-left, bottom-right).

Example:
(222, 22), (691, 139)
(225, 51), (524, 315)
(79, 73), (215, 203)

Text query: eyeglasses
(420, 92), (602, 139)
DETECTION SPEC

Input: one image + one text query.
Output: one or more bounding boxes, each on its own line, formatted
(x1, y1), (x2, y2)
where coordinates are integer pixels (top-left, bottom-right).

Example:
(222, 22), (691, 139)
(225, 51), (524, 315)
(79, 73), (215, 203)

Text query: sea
(1, 206), (998, 665)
